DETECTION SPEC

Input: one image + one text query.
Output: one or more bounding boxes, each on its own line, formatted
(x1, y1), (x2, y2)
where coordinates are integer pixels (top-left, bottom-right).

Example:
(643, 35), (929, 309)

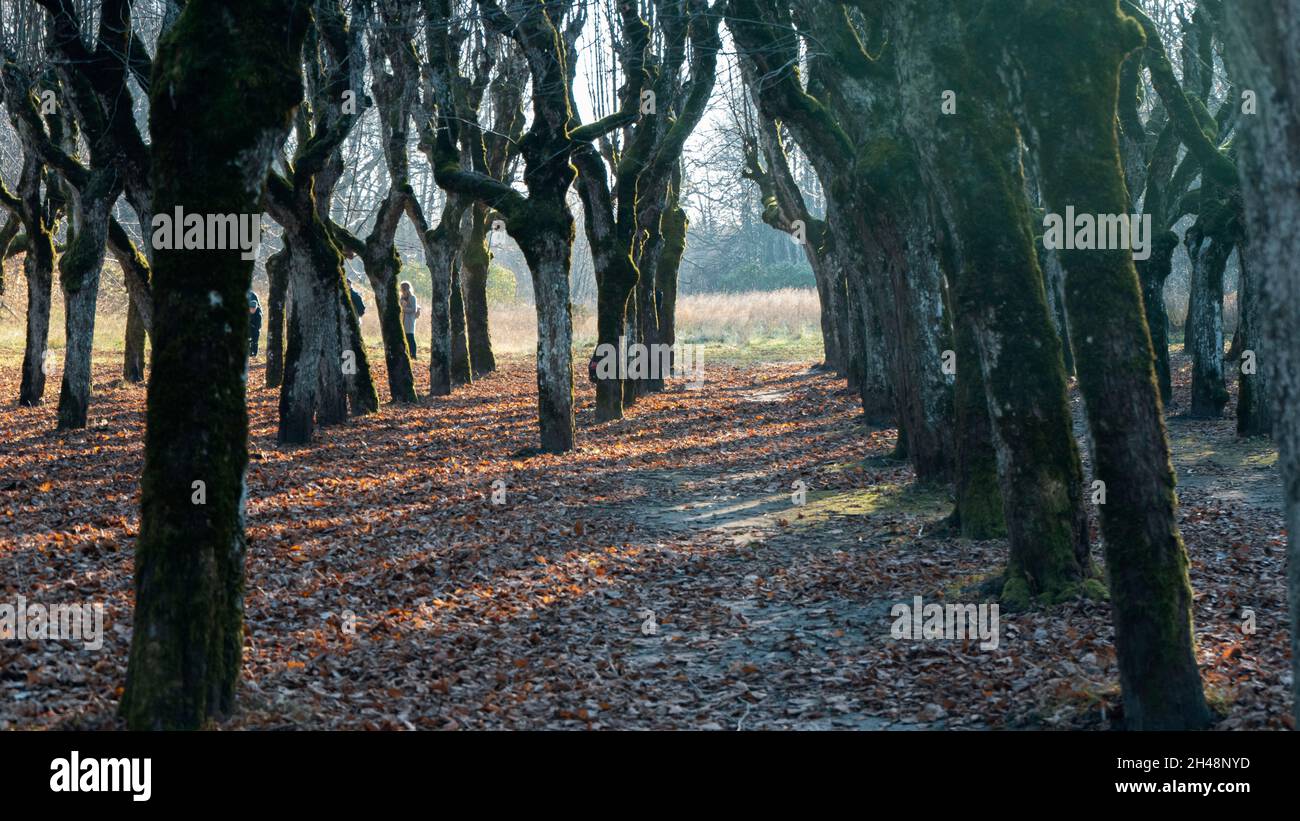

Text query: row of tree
(721, 0), (1300, 729)
(2, 0), (1298, 730)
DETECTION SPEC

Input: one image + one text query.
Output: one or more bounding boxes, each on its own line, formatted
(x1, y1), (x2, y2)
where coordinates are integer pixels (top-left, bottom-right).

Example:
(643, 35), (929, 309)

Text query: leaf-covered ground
(0, 349), (1291, 729)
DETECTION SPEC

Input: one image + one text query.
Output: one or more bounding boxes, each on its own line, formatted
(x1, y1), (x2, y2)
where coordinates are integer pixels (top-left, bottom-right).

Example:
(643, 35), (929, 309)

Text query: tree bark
(462, 206), (497, 377)
(417, 196), (468, 397)
(1015, 0), (1211, 729)
(277, 226), (352, 443)
(885, 0), (1091, 605)
(953, 312), (1005, 539)
(264, 246), (289, 388)
(450, 264), (472, 384)
(362, 239), (417, 403)
(1219, 0), (1300, 727)
(19, 229), (55, 406)
(120, 0), (309, 730)
(515, 199), (577, 453)
(57, 169), (118, 430)
(1185, 221), (1232, 418)
(123, 291), (147, 382)
(1235, 240), (1272, 436)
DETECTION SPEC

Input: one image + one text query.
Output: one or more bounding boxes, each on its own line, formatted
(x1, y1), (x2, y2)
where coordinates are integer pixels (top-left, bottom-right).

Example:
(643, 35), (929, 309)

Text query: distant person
(350, 278), (366, 318)
(247, 290), (262, 359)
(399, 280), (420, 359)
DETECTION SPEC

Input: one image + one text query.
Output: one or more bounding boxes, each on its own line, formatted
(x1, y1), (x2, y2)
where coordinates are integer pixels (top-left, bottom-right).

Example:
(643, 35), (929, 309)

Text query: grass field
(0, 258), (823, 366)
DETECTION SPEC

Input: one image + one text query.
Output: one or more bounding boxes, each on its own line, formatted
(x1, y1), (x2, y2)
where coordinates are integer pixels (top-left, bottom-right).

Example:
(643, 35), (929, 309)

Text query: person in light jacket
(399, 280), (420, 359)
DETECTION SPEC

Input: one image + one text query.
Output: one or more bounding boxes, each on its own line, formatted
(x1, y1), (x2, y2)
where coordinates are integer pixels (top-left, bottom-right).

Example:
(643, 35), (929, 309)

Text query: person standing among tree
(247, 291), (262, 359)
(399, 280), (420, 360)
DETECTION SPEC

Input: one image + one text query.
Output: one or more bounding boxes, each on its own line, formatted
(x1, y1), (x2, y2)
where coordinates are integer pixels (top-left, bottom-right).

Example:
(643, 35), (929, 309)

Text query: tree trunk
(1186, 226), (1231, 418)
(19, 231), (54, 406)
(278, 228), (351, 444)
(341, 275), (379, 416)
(887, 0), (1091, 606)
(574, 144), (637, 422)
(1016, 0), (1211, 729)
(57, 260), (103, 430)
(264, 246), (289, 389)
(832, 200), (893, 425)
(123, 291), (147, 383)
(462, 206), (496, 377)
(1235, 239), (1271, 436)
(450, 265), (472, 385)
(635, 194), (665, 396)
(514, 201), (576, 454)
(56, 173), (117, 430)
(1138, 230), (1180, 405)
(870, 183), (955, 481)
(656, 197), (687, 365)
(1038, 246), (1075, 376)
(953, 313), (1005, 539)
(362, 243), (417, 403)
(419, 196), (468, 397)
(120, 0), (309, 730)
(1220, 0), (1300, 727)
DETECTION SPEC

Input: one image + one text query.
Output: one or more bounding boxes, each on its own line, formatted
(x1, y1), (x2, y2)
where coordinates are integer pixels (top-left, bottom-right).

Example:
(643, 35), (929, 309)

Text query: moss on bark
(120, 0), (310, 731)
(1015, 0), (1211, 729)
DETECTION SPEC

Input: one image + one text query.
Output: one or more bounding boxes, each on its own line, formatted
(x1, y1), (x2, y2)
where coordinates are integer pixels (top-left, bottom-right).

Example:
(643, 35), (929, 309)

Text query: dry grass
(2, 255), (822, 361)
(489, 287), (822, 352)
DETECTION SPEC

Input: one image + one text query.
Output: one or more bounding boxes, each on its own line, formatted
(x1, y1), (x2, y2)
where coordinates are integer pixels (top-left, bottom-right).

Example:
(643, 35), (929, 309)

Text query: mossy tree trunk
(800, 0), (953, 476)
(885, 0), (1091, 605)
(266, 0), (377, 442)
(123, 291), (147, 382)
(732, 0), (961, 461)
(462, 206), (497, 377)
(521, 208), (578, 453)
(573, 3), (647, 419)
(57, 168), (119, 430)
(416, 196), (469, 397)
(1220, 0), (1300, 726)
(857, 178), (955, 480)
(633, 191), (665, 396)
(1125, 0), (1243, 416)
(274, 221), (353, 442)
(952, 312), (1005, 539)
(363, 240), (416, 402)
(0, 153), (56, 407)
(20, 234), (55, 405)
(107, 219), (154, 384)
(1014, 0), (1210, 729)
(574, 142), (639, 421)
(1235, 240), (1272, 436)
(120, 0), (309, 730)
(1185, 216), (1232, 418)
(459, 41), (529, 381)
(656, 190), (687, 358)
(1036, 244), (1075, 377)
(410, 0), (500, 397)
(1139, 230), (1180, 404)
(450, 265), (472, 384)
(339, 256), (379, 416)
(627, 0), (721, 399)
(264, 246), (289, 388)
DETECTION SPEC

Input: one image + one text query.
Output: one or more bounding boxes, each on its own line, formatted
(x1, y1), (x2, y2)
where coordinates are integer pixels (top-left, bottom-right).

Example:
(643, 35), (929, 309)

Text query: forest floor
(0, 347), (1291, 729)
